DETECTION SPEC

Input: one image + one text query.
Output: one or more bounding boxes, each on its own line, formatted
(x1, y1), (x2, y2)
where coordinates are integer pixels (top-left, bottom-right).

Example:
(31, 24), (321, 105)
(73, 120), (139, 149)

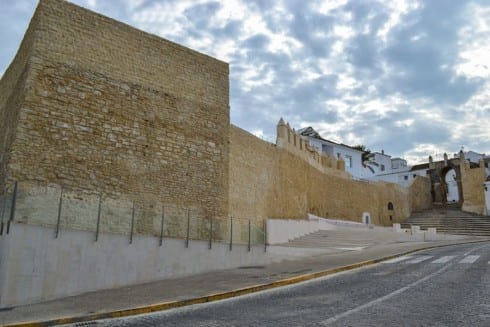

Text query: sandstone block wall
(229, 125), (428, 226)
(0, 3), (39, 192)
(461, 160), (486, 215)
(276, 119), (349, 177)
(408, 176), (432, 212)
(228, 126), (277, 222)
(1, 0), (230, 233)
(1, 0), (434, 239)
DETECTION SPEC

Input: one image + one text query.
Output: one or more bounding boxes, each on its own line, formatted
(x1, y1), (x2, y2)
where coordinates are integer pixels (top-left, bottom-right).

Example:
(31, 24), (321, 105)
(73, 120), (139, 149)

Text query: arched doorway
(362, 212), (371, 224)
(427, 154), (465, 208)
(444, 168), (459, 203)
(387, 202), (394, 222)
(440, 166), (462, 206)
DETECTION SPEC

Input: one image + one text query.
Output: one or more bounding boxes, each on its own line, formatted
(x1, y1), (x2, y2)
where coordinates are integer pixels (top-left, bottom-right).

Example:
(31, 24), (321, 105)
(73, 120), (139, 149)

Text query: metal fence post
(264, 219), (267, 252)
(229, 215), (233, 251)
(6, 181), (18, 235)
(185, 209), (190, 248)
(55, 187), (63, 238)
(129, 201), (135, 244)
(95, 194), (102, 242)
(208, 217), (213, 250)
(0, 191), (7, 235)
(159, 205), (165, 246)
(248, 219), (251, 252)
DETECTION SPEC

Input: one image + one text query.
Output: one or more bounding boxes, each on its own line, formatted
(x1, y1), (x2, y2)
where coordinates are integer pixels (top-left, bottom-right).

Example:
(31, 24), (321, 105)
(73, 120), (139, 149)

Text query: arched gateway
(428, 152), (465, 207)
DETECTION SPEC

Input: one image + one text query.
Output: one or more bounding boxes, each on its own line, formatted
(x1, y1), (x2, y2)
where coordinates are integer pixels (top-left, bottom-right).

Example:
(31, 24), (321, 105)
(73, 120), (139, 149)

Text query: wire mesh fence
(0, 181), (267, 249)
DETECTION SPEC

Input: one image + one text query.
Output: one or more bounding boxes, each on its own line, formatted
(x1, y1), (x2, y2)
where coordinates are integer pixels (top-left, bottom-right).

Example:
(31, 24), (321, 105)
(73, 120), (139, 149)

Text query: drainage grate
(75, 322), (98, 326)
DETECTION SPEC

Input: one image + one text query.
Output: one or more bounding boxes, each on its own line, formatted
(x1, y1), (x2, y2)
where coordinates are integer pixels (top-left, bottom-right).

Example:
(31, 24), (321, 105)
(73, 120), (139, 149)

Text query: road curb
(3, 239), (488, 327)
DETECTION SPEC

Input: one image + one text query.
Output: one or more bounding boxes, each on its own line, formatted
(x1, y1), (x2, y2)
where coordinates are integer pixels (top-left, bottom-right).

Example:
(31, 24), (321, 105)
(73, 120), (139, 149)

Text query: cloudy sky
(1, 0), (489, 164)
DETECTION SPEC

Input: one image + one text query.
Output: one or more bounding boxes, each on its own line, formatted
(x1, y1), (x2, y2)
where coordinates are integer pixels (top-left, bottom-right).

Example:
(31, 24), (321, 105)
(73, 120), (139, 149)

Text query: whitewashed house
(298, 127), (369, 179)
(298, 127), (486, 192)
(363, 152), (428, 187)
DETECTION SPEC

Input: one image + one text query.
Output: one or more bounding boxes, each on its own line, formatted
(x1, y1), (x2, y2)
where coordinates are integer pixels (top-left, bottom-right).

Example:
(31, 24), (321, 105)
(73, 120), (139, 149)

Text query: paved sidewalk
(1, 234), (487, 326)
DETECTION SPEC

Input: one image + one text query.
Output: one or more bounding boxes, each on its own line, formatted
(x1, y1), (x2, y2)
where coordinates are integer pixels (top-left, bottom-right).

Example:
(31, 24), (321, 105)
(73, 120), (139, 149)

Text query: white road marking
(405, 255), (433, 264)
(463, 243), (490, 256)
(459, 255), (480, 264)
(383, 256), (413, 264)
(431, 256), (455, 264)
(334, 247), (366, 251)
(319, 263), (452, 325)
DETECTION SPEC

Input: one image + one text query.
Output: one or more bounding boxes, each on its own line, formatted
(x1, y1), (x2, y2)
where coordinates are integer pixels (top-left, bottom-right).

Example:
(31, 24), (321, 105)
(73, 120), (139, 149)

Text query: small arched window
(388, 202), (394, 210)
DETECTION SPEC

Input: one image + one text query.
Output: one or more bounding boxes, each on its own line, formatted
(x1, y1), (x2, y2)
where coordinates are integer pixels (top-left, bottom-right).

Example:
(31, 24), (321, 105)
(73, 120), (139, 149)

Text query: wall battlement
(276, 118), (348, 177)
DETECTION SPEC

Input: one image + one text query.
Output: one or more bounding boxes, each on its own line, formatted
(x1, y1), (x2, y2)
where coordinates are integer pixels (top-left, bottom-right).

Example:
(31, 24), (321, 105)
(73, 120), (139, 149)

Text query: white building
(363, 152), (428, 187)
(454, 150), (486, 164)
(298, 127), (486, 190)
(298, 127), (369, 179)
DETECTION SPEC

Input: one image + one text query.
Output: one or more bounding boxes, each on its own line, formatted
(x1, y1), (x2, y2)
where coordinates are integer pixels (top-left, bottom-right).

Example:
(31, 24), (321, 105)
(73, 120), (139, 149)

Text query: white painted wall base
(266, 214), (372, 245)
(266, 219), (322, 244)
(0, 222), (269, 307)
(266, 214), (349, 245)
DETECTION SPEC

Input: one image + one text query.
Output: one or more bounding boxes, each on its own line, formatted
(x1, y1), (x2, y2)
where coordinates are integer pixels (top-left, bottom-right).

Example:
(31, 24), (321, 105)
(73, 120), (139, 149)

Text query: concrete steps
(403, 207), (490, 237)
(277, 229), (397, 248)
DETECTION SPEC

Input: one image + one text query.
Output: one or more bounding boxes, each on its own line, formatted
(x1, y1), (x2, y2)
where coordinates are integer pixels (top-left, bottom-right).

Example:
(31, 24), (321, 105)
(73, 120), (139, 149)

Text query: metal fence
(0, 181), (267, 251)
(0, 181), (16, 236)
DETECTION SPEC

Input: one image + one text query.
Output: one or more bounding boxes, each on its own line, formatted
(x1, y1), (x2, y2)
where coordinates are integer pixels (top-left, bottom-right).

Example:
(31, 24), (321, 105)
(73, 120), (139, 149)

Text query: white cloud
(377, 0), (420, 42)
(455, 4), (490, 78)
(0, 0), (489, 165)
(403, 143), (452, 164)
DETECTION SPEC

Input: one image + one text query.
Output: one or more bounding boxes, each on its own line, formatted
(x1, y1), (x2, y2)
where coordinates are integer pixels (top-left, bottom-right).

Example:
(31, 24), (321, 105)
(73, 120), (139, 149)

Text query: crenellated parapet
(276, 118), (349, 177)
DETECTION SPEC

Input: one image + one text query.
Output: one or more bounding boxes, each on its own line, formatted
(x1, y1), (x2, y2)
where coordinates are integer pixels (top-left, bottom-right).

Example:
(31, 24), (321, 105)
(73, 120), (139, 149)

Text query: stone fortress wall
(0, 0), (434, 238)
(0, 0), (38, 193)
(428, 153), (488, 216)
(461, 159), (487, 215)
(0, 0), (442, 307)
(0, 0), (230, 238)
(3, 0), (450, 238)
(229, 123), (432, 227)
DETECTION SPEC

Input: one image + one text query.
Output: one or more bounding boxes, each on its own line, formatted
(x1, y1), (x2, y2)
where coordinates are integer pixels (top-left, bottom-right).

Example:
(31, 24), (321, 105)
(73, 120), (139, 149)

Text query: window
(413, 174), (417, 178)
(345, 155), (352, 168)
(381, 164), (385, 171)
(404, 175), (408, 180)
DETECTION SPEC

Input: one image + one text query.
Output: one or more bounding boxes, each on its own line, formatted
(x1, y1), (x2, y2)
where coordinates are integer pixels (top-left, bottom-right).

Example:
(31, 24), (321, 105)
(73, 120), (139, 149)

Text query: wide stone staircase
(276, 227), (400, 249)
(402, 205), (490, 237)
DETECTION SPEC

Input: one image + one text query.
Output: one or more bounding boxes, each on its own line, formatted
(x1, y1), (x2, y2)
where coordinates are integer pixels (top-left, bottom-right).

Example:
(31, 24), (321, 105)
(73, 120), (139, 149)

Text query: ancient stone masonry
(229, 122), (431, 227)
(427, 152), (487, 215)
(461, 158), (487, 215)
(275, 118), (348, 176)
(0, 0), (38, 193)
(0, 0), (436, 240)
(0, 0), (230, 236)
(0, 0), (443, 308)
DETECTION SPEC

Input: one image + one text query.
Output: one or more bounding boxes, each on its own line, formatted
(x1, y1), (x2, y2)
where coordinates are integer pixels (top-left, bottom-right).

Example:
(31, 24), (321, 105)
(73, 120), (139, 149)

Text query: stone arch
(439, 165), (463, 206)
(429, 158), (464, 207)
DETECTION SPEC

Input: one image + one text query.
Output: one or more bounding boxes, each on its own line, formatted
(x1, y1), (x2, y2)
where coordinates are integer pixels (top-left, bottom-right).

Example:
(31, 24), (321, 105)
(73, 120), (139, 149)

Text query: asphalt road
(86, 242), (490, 326)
